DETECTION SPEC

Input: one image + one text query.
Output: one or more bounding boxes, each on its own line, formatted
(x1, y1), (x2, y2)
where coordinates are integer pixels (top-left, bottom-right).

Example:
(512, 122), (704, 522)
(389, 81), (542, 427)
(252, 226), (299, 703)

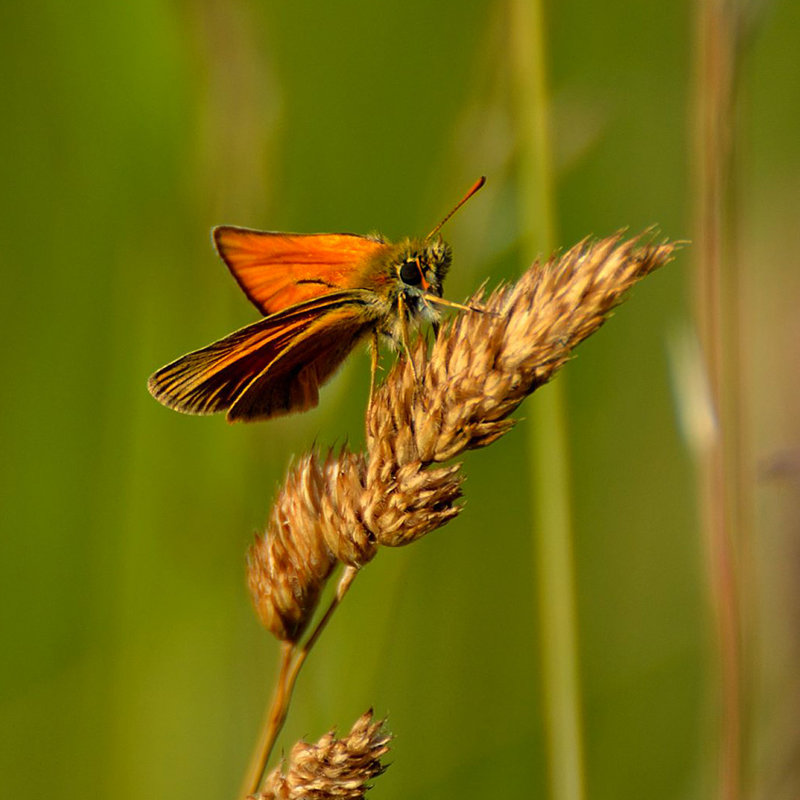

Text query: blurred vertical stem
(509, 3), (586, 800)
(694, 2), (747, 799)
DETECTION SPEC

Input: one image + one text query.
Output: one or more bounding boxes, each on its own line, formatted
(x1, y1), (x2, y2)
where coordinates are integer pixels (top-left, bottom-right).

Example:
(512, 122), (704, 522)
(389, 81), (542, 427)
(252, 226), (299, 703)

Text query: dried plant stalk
(243, 231), (677, 796)
(253, 710), (391, 800)
(247, 232), (676, 641)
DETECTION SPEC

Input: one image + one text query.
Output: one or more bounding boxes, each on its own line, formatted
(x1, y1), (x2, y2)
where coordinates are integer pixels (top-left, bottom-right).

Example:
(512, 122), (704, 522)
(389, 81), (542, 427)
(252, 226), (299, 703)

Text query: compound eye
(399, 258), (423, 286)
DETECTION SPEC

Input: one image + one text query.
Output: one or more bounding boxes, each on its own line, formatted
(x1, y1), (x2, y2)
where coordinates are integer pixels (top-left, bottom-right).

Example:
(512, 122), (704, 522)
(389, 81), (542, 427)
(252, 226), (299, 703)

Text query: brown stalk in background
(693, 2), (756, 797)
(241, 231), (678, 798)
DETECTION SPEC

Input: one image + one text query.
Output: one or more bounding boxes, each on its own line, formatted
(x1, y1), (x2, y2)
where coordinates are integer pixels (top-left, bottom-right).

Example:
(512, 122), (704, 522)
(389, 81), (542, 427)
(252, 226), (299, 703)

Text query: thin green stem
(508, 2), (585, 800)
(532, 383), (584, 800)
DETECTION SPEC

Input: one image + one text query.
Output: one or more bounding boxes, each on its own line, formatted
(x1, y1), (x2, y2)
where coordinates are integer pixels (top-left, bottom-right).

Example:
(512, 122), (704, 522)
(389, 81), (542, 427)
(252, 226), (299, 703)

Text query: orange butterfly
(148, 177), (485, 422)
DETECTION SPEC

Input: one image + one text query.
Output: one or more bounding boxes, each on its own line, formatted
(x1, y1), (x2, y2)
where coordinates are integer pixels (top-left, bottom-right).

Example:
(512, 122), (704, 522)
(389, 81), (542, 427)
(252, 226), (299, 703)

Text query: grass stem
(241, 567), (359, 798)
(509, 1), (586, 798)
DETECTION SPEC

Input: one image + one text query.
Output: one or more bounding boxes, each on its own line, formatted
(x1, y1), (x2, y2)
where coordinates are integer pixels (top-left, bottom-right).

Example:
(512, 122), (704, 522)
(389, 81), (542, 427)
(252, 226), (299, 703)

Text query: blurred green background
(3, 1), (799, 799)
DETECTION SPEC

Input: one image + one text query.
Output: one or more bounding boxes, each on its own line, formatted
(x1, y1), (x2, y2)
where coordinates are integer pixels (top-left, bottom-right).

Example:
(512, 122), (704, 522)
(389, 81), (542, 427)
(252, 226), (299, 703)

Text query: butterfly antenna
(422, 293), (497, 316)
(425, 176), (486, 240)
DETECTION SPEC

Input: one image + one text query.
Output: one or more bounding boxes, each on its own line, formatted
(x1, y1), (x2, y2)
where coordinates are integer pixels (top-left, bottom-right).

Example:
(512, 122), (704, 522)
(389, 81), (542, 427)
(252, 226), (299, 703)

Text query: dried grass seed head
(256, 710), (391, 800)
(247, 449), (374, 642)
(367, 232), (676, 467)
(248, 232), (675, 642)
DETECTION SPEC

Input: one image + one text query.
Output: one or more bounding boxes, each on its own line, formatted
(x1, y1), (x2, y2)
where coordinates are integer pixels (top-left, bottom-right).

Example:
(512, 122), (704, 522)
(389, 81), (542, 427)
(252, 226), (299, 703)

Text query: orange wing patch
(213, 226), (387, 315)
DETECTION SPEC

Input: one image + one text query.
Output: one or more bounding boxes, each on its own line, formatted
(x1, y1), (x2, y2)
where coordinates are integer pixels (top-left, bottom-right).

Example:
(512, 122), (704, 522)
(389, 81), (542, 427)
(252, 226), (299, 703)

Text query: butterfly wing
(213, 226), (388, 315)
(148, 290), (382, 422)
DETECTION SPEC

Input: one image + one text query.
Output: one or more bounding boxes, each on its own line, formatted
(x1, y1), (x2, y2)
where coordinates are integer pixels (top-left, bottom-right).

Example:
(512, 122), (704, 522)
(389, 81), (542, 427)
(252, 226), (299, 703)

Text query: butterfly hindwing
(147, 291), (380, 421)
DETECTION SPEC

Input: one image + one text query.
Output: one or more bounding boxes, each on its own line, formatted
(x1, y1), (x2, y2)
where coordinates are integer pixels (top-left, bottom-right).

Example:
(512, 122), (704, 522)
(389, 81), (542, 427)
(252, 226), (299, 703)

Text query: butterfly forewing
(148, 291), (381, 420)
(213, 227), (387, 315)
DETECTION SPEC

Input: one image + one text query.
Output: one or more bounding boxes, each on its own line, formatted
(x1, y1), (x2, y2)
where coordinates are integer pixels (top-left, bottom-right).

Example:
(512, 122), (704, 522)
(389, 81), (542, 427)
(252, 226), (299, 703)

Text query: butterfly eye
(399, 258), (423, 286)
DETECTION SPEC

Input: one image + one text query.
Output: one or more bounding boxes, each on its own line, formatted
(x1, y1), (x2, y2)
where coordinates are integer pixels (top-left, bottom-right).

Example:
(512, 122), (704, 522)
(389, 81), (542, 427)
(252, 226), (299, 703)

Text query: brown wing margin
(213, 226), (387, 315)
(147, 290), (380, 421)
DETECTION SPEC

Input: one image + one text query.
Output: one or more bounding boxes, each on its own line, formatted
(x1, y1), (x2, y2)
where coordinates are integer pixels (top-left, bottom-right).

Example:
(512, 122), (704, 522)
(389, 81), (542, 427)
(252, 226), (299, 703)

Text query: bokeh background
(3, 1), (799, 799)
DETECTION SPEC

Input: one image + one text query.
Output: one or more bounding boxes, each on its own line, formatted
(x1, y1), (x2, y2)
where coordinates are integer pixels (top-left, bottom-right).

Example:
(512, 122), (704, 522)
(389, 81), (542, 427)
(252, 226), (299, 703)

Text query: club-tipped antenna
(425, 176), (486, 240)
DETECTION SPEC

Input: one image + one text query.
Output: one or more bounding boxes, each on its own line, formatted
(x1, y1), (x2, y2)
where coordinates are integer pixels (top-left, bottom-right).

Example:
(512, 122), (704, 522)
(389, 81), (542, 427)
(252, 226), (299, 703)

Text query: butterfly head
(395, 235), (452, 308)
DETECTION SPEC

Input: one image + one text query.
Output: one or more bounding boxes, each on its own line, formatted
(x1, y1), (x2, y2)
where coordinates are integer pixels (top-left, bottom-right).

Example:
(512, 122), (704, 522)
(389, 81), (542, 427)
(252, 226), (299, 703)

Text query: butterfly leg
(368, 329), (379, 407)
(396, 292), (419, 384)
